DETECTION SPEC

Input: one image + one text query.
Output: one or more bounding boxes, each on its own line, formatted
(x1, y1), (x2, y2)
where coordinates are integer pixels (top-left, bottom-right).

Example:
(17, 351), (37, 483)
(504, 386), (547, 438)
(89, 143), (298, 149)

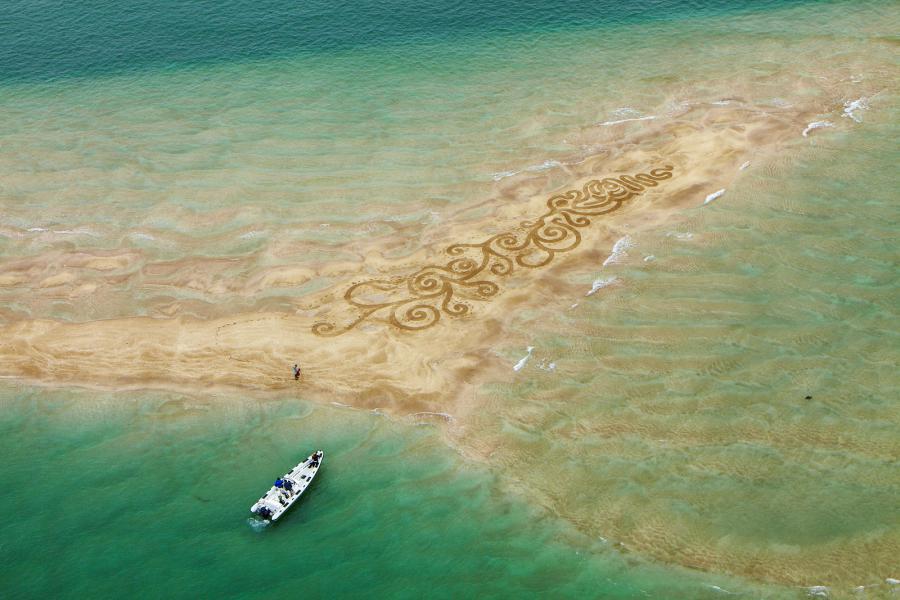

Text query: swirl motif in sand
(312, 165), (675, 335)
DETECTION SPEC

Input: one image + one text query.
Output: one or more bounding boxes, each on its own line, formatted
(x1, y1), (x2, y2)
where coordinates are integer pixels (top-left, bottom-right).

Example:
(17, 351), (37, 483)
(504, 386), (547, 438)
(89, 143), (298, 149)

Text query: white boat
(250, 450), (323, 522)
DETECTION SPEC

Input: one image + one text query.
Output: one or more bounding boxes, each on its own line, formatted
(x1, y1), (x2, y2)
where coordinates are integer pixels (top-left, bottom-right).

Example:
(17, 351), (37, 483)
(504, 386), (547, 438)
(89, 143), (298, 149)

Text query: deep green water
(1, 0), (812, 83)
(0, 386), (780, 599)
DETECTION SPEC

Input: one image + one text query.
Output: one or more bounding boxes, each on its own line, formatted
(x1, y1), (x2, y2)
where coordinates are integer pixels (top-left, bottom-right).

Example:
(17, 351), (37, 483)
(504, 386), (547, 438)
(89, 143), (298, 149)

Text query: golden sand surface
(1, 107), (772, 392)
(0, 94), (856, 393)
(2, 80), (897, 592)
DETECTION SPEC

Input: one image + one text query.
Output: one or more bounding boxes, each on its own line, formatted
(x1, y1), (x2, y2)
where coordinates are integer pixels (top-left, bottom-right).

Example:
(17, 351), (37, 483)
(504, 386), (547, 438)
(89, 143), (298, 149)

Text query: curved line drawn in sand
(313, 165), (675, 336)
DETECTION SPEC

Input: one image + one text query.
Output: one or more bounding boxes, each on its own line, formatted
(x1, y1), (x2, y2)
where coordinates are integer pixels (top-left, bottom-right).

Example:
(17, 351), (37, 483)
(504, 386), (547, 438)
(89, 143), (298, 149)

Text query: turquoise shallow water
(476, 96), (900, 584)
(0, 385), (781, 599)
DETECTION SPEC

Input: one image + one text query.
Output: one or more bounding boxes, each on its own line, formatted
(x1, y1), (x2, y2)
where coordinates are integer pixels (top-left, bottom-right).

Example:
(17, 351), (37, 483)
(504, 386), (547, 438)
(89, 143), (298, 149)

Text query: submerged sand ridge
(2, 89), (898, 593)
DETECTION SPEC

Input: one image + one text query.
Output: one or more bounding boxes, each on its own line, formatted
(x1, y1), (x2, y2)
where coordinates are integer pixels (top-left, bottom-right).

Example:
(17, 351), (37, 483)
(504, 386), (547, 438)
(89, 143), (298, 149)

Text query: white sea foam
(807, 585), (829, 598)
(602, 235), (634, 267)
(247, 518), (270, 532)
(886, 578), (900, 585)
(707, 584), (737, 595)
(513, 346), (534, 372)
(842, 97), (869, 123)
(740, 161), (751, 170)
(492, 169), (519, 181)
(611, 107), (641, 117)
(643, 255), (655, 262)
(494, 112), (654, 181)
(238, 230), (266, 239)
(711, 100), (731, 106)
(524, 159), (562, 173)
(666, 231), (693, 240)
(130, 232), (156, 241)
(570, 303), (579, 309)
(704, 189), (726, 205)
(492, 159), (563, 182)
(802, 121), (833, 137)
(663, 100), (692, 116)
(586, 276), (618, 297)
(29, 228), (96, 236)
(413, 411), (454, 422)
(596, 115), (656, 127)
(537, 359), (557, 372)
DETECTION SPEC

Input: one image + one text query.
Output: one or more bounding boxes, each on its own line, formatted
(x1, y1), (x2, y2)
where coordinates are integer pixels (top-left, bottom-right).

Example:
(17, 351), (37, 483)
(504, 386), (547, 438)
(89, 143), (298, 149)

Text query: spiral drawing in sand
(313, 165), (675, 335)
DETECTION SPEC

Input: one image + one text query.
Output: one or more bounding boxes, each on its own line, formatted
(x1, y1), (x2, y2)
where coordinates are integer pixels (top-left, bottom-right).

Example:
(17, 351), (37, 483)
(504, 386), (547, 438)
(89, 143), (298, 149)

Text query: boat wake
(247, 517), (271, 532)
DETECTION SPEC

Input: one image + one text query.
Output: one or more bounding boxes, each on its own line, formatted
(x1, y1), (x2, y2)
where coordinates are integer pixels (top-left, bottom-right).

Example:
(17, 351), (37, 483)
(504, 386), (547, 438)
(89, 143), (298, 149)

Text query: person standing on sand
(293, 363), (302, 381)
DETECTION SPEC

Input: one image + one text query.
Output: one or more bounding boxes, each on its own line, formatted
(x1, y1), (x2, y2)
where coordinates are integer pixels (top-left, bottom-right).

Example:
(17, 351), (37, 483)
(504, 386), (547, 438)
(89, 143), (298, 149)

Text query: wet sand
(0, 95), (866, 399)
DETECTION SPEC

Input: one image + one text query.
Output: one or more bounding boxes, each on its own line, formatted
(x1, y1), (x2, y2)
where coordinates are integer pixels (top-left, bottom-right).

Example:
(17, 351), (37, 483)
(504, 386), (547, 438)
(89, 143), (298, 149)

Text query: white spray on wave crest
(537, 358), (557, 372)
(602, 235), (634, 267)
(586, 276), (618, 297)
(802, 121), (833, 137)
(493, 107), (660, 182)
(842, 97), (869, 123)
(28, 227), (97, 237)
(596, 115), (656, 127)
(412, 411), (455, 422)
(704, 189), (726, 205)
(513, 346), (534, 372)
(706, 584), (737, 595)
(492, 159), (564, 182)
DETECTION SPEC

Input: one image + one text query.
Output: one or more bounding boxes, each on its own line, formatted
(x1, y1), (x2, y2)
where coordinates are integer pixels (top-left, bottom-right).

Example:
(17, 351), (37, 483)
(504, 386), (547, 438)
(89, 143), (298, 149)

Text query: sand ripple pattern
(313, 165), (675, 335)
